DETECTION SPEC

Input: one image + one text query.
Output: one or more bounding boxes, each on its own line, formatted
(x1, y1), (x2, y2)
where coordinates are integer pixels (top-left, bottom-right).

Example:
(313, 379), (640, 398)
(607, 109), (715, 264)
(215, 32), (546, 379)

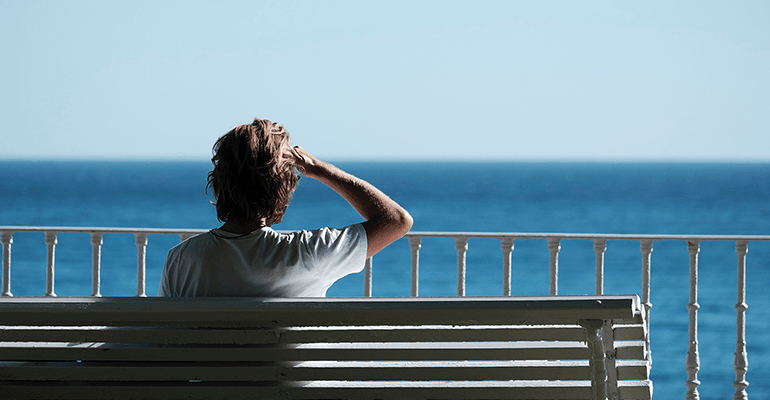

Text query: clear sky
(1, 0), (768, 161)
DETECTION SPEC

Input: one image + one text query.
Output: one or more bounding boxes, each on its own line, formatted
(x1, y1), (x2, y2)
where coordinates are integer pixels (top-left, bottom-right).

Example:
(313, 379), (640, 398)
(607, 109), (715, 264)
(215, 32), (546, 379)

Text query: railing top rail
(0, 226), (207, 235)
(1, 226), (769, 242)
(404, 231), (770, 241)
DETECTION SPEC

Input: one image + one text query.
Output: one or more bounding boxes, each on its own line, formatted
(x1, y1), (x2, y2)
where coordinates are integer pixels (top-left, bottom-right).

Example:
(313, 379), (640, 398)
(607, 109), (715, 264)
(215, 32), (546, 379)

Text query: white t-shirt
(158, 224), (367, 297)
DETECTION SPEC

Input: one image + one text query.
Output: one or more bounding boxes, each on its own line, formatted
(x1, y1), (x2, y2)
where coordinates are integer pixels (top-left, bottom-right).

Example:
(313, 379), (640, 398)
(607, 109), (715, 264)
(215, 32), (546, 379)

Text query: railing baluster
(640, 239), (653, 363)
(90, 232), (103, 297)
(733, 240), (749, 400)
(455, 237), (468, 296)
(500, 238), (514, 296)
(1, 231), (13, 297)
(685, 240), (701, 400)
(593, 239), (607, 295)
(135, 233), (148, 297)
(547, 238), (561, 295)
(44, 231), (57, 297)
(363, 257), (372, 297)
(409, 236), (421, 297)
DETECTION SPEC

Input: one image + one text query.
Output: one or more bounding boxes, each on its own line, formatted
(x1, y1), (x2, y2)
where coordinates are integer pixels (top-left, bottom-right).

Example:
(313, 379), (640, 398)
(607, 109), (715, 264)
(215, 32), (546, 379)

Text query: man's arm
(286, 145), (413, 258)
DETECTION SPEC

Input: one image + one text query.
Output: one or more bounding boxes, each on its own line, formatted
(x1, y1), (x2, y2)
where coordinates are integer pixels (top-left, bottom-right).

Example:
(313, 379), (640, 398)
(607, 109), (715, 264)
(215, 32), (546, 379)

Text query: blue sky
(1, 1), (769, 161)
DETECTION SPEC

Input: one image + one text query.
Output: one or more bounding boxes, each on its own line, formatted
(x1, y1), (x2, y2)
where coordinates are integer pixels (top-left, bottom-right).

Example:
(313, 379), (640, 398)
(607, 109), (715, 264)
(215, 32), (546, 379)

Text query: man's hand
(283, 144), (322, 179)
(283, 143), (413, 258)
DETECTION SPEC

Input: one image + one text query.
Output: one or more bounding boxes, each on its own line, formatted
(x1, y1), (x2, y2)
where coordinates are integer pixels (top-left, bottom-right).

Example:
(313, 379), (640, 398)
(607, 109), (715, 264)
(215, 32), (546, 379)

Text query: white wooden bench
(0, 295), (651, 400)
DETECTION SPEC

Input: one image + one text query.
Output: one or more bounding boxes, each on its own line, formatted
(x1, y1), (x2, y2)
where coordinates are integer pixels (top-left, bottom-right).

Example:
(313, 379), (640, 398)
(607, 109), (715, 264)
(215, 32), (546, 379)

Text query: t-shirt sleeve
(300, 223), (368, 288)
(157, 246), (180, 297)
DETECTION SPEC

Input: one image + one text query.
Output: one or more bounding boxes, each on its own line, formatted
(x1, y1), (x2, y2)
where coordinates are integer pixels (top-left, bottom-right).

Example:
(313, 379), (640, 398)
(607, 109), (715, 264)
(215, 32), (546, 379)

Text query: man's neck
(219, 218), (267, 234)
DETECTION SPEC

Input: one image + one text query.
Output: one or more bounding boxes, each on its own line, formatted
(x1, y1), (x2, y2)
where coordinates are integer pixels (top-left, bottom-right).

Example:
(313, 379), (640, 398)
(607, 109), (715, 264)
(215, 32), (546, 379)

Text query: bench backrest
(0, 295), (651, 400)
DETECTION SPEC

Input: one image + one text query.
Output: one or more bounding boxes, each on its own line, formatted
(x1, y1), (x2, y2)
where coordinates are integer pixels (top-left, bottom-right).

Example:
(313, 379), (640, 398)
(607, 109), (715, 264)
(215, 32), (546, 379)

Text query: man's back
(158, 224), (367, 297)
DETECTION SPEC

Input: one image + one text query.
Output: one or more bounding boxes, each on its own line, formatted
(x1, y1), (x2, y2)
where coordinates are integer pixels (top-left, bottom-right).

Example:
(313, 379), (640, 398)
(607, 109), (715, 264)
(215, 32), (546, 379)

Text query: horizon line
(1, 156), (768, 164)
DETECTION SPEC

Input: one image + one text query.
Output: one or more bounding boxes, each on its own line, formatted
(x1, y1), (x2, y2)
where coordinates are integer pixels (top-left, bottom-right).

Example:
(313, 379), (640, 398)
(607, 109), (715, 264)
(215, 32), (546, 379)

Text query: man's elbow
(388, 208), (414, 240)
(394, 208), (414, 237)
(373, 207), (413, 240)
(362, 209), (414, 258)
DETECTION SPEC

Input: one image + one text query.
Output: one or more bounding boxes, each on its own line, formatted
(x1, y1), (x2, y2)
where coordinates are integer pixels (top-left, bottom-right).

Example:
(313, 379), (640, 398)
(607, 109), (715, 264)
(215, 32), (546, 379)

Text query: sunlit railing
(2, 226), (768, 399)
(1, 227), (203, 298)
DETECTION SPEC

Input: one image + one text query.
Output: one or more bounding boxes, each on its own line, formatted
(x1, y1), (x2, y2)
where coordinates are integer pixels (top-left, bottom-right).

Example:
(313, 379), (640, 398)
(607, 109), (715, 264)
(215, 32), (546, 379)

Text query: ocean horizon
(1, 160), (769, 399)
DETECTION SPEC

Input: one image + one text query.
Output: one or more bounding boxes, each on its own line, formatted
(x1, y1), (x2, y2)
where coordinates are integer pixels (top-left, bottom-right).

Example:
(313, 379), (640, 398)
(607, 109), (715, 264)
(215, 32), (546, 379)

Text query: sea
(1, 160), (769, 399)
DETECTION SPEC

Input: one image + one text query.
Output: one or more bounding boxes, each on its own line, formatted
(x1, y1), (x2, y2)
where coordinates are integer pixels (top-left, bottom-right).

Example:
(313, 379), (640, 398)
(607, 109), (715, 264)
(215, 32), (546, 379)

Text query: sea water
(1, 160), (769, 399)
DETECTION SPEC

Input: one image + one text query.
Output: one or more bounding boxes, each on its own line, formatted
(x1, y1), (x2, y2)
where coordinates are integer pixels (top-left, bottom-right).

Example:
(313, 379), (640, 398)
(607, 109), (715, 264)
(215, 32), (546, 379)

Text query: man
(158, 118), (412, 296)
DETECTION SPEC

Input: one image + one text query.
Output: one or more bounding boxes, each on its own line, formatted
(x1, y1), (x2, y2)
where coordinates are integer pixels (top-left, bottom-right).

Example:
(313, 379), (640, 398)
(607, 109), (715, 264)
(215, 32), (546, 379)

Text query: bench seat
(0, 295), (652, 400)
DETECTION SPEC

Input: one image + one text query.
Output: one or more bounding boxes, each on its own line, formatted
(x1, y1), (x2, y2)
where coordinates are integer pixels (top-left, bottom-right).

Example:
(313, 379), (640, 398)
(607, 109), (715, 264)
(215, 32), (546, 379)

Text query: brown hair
(206, 118), (299, 225)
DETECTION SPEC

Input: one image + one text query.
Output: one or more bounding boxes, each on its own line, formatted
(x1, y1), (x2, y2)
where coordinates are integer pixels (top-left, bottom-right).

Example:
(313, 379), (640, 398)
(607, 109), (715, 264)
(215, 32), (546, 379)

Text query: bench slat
(0, 326), (280, 345)
(613, 324), (646, 340)
(0, 296), (642, 327)
(0, 341), (648, 361)
(617, 379), (654, 399)
(0, 341), (598, 362)
(0, 362), (277, 381)
(0, 381), (596, 400)
(0, 360), (650, 382)
(0, 381), (652, 400)
(283, 360), (650, 382)
(295, 380), (650, 400)
(0, 324), (646, 344)
(615, 341), (647, 360)
(615, 360), (651, 380)
(278, 324), (601, 343)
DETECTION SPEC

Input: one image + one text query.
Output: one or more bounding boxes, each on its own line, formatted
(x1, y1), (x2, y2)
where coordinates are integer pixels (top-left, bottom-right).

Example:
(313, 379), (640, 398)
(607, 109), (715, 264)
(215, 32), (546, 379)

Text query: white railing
(1, 227), (203, 298)
(1, 226), (768, 400)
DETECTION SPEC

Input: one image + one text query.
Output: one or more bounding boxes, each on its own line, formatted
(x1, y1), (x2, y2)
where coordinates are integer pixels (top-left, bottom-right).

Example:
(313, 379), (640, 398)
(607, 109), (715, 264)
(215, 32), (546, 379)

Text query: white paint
(0, 295), (648, 400)
(1, 226), (767, 397)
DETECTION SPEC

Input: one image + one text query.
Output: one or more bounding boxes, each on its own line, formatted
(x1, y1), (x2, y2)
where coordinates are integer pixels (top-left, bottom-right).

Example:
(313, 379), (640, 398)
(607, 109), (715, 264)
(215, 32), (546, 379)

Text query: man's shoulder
(169, 231), (214, 253)
(273, 223), (365, 244)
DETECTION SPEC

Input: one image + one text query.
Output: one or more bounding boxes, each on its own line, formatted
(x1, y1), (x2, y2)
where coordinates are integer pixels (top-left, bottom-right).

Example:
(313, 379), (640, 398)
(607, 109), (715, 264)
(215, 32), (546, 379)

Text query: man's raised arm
(286, 145), (413, 258)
